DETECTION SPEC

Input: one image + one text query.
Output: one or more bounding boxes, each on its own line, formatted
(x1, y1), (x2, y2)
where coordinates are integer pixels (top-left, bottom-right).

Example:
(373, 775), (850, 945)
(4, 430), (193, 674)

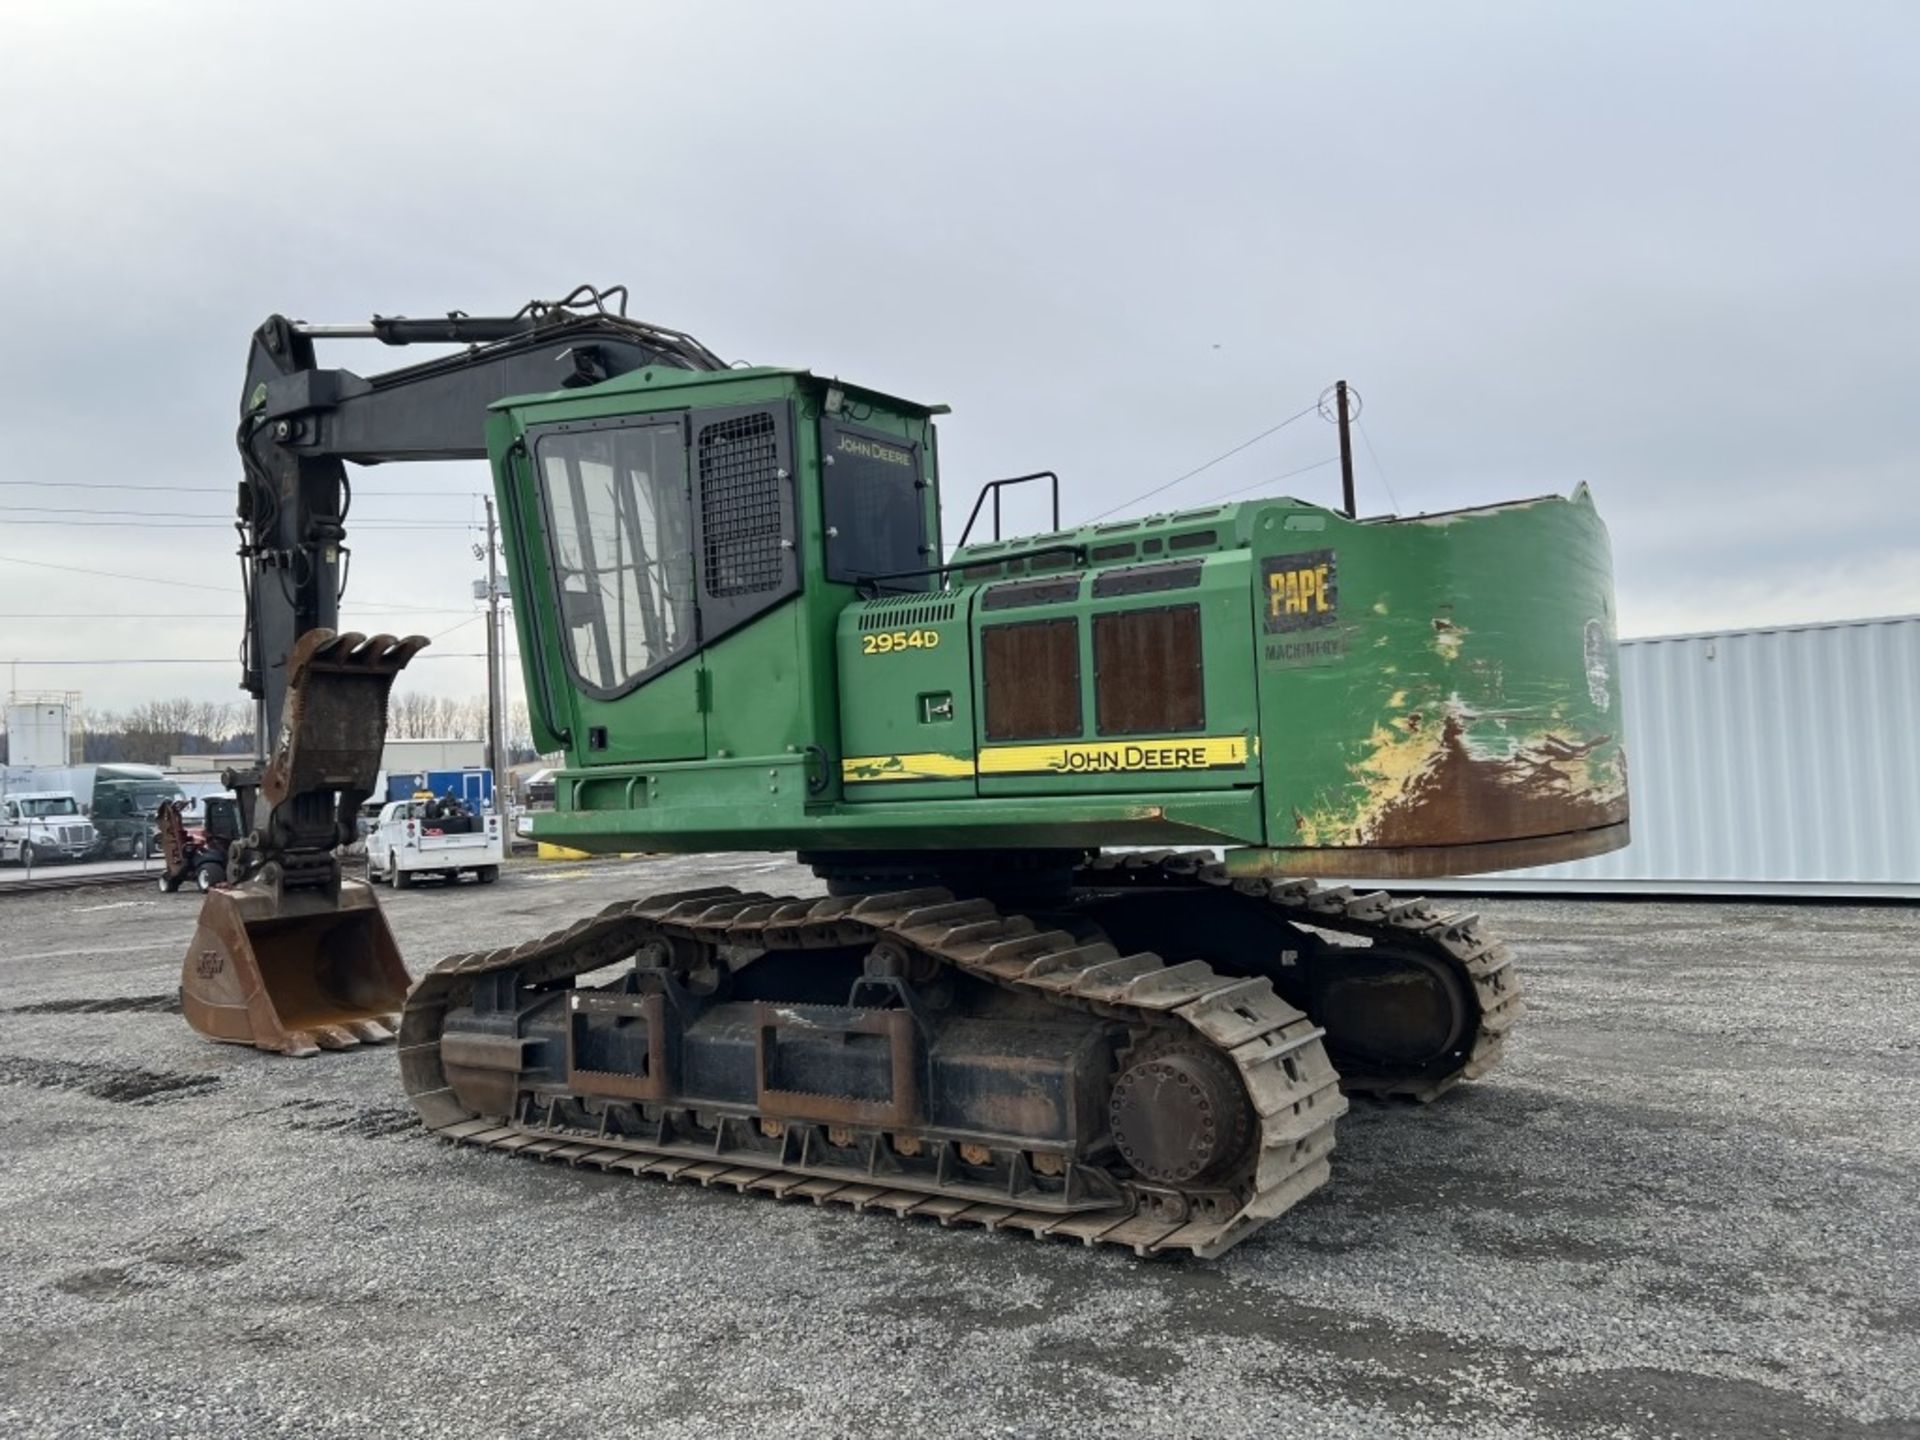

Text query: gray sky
(2, 1), (1916, 713)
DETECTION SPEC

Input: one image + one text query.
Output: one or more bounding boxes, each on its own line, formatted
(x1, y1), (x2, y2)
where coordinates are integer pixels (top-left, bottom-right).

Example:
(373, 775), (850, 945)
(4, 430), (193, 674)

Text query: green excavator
(179, 286), (1627, 1256)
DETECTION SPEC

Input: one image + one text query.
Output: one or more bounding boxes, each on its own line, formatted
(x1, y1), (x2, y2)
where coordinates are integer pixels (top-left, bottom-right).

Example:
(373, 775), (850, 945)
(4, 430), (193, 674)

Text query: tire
(194, 861), (226, 893)
(132, 832), (150, 861)
(476, 865), (499, 884)
(158, 873), (175, 893)
(20, 843), (34, 868)
(394, 866), (413, 891)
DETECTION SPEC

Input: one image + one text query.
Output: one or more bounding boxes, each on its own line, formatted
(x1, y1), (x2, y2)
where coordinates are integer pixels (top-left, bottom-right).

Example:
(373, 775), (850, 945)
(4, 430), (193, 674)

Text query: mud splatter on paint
(1297, 702), (1626, 849)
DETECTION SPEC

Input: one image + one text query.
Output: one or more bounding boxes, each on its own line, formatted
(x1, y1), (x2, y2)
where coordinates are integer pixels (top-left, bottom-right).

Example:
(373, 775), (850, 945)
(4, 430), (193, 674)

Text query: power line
(0, 552), (233, 593)
(0, 610), (476, 620)
(1355, 417), (1403, 514)
(1205, 455), (1343, 503)
(0, 552), (474, 612)
(0, 479), (489, 498)
(1082, 400), (1322, 524)
(0, 518), (476, 530)
(0, 503), (479, 524)
(3, 654), (491, 666)
(334, 604), (480, 615)
(428, 614), (485, 641)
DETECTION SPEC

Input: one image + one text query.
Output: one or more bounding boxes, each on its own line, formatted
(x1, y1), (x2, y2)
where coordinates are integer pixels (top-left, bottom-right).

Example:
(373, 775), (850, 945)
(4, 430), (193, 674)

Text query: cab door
(519, 417), (706, 763)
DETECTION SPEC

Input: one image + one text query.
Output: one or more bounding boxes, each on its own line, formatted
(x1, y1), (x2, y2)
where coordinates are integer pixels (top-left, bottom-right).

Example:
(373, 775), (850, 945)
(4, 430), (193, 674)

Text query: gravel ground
(0, 855), (1915, 1440)
(0, 857), (160, 886)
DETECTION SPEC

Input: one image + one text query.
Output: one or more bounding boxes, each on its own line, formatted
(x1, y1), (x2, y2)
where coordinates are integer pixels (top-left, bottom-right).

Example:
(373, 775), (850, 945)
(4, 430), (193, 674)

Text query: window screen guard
(695, 404), (801, 636)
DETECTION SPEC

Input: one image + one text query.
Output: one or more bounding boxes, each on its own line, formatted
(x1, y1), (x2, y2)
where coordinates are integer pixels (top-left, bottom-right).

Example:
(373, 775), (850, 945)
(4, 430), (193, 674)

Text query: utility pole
(482, 496), (505, 814)
(1335, 379), (1357, 518)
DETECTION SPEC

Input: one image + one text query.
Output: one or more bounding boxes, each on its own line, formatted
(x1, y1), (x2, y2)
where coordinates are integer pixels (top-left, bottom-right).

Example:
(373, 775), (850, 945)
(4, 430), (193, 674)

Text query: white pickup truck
(365, 800), (503, 888)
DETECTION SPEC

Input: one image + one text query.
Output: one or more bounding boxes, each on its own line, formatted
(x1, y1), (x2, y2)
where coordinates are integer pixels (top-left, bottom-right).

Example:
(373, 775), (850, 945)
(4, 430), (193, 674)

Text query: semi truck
(0, 763), (186, 860)
(1, 792), (99, 865)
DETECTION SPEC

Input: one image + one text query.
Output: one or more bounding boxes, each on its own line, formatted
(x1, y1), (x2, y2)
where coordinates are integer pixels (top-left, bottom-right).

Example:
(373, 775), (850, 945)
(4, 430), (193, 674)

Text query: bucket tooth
(312, 1025), (361, 1051)
(346, 1018), (396, 1045)
(346, 633), (394, 664)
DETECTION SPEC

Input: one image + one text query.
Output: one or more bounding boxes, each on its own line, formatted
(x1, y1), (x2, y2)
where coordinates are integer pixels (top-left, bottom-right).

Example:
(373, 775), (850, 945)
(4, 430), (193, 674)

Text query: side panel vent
(982, 619), (1082, 741)
(981, 575), (1082, 611)
(858, 597), (960, 630)
(1090, 560), (1202, 599)
(1094, 605), (1205, 735)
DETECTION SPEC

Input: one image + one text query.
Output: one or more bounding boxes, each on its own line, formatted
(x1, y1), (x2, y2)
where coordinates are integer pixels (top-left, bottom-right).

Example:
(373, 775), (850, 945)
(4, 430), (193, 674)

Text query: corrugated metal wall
(1425, 614), (1920, 898)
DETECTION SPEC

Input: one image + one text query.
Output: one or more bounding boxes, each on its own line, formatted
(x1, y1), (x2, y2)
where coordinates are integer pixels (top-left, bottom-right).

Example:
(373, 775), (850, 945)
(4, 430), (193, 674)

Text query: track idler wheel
(1108, 1043), (1254, 1185)
(1305, 946), (1470, 1076)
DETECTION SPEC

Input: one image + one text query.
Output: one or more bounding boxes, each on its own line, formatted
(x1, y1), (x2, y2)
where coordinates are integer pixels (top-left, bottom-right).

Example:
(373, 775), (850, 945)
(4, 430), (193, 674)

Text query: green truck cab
(88, 764), (187, 859)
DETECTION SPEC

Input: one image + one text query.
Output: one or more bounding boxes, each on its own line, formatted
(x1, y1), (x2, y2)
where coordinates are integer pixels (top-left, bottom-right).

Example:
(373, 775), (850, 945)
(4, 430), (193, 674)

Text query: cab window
(536, 423), (697, 695)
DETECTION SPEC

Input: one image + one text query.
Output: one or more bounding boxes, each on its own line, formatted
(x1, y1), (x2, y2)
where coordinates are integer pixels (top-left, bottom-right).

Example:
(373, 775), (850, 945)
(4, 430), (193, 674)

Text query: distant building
(171, 736), (486, 778)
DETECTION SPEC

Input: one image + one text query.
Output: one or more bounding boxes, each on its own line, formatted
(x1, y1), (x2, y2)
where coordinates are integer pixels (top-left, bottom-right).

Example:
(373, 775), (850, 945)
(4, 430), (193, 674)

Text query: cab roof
(494, 365), (948, 419)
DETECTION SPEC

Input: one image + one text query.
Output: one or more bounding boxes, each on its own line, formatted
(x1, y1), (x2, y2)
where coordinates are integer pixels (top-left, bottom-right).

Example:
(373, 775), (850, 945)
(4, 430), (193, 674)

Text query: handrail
(955, 471), (1060, 548)
(853, 542), (1087, 598)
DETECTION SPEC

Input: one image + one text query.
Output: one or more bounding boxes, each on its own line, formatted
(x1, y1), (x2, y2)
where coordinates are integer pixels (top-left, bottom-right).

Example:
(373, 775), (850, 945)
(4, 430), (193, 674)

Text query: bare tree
(76, 697), (251, 764)
(386, 691), (491, 741)
(386, 691), (439, 739)
(448, 696), (488, 740)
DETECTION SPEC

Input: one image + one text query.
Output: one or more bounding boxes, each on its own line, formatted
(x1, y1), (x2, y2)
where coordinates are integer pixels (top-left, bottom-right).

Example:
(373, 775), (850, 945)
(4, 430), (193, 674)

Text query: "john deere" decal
(842, 735), (1251, 782)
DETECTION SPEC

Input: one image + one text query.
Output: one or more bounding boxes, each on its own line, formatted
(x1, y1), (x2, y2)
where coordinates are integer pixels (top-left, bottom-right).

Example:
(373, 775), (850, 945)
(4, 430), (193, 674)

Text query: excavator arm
(235, 284), (724, 731)
(182, 286), (726, 1055)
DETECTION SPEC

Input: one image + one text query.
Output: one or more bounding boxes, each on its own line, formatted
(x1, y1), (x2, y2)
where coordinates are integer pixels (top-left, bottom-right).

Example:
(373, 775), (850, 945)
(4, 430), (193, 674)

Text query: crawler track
(400, 881), (1349, 1257)
(1074, 851), (1523, 1100)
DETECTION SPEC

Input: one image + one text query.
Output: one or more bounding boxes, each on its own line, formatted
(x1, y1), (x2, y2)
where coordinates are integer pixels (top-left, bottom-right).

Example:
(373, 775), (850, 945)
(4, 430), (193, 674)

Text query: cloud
(1, 2), (1916, 710)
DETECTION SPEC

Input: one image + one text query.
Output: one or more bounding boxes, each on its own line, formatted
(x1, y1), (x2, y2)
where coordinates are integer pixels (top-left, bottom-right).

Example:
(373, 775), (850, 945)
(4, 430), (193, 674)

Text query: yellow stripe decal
(841, 752), (976, 783)
(979, 736), (1249, 776)
(843, 735), (1251, 783)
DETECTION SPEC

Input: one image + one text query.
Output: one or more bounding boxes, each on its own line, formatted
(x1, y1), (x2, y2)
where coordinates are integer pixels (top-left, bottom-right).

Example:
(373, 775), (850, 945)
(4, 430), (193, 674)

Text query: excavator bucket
(179, 881), (411, 1056)
(179, 629), (427, 1057)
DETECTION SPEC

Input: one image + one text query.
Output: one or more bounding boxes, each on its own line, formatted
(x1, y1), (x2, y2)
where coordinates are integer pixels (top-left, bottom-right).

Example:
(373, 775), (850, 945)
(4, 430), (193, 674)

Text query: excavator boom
(181, 286), (724, 1055)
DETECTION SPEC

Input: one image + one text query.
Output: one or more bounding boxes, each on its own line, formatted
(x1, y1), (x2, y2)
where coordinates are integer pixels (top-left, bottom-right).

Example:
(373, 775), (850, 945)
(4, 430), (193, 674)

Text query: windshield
(19, 798), (79, 817)
(537, 423), (697, 694)
(134, 787), (184, 813)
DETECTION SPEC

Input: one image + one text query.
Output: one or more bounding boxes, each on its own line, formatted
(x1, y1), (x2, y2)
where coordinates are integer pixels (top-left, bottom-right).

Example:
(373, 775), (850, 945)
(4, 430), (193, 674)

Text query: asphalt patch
(9, 993), (179, 1015)
(276, 1096), (421, 1139)
(0, 1054), (218, 1103)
